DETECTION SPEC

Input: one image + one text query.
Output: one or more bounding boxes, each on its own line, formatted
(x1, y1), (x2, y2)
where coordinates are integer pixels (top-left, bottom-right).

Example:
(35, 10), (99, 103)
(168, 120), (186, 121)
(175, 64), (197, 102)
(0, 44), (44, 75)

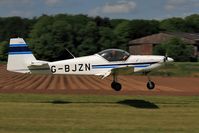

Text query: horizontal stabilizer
(29, 60), (49, 66)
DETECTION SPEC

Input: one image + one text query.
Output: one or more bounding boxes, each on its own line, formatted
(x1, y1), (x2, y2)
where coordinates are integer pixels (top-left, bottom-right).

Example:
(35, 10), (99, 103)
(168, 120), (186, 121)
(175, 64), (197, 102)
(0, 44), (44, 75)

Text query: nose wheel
(147, 81), (155, 90)
(145, 72), (155, 90)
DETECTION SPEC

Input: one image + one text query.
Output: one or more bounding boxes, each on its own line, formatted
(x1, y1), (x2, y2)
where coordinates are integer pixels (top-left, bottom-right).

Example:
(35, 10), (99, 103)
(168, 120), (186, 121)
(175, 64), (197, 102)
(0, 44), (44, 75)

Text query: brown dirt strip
(0, 64), (198, 96)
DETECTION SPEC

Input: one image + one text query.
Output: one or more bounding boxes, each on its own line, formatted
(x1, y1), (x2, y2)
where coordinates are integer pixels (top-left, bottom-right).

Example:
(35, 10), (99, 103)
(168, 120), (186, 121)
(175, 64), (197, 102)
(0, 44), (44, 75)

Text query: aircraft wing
(95, 65), (134, 79)
(112, 66), (134, 75)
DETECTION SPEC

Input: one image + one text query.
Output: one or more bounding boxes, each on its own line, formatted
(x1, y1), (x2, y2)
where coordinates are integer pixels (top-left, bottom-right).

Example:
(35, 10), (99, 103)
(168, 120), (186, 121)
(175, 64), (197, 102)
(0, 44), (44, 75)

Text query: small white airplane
(7, 38), (174, 91)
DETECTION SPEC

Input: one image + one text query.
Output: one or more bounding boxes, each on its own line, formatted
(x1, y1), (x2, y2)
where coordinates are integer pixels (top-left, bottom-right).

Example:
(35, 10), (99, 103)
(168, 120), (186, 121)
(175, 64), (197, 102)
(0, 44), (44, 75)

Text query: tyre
(111, 82), (122, 91)
(147, 81), (155, 90)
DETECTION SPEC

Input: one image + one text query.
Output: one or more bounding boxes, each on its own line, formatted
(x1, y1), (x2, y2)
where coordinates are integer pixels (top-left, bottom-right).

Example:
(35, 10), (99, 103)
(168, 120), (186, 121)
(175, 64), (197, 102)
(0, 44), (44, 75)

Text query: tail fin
(7, 38), (36, 73)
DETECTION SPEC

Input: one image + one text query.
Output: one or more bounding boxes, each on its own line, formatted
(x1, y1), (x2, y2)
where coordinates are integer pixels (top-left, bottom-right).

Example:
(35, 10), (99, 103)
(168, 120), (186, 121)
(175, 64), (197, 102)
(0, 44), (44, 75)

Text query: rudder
(7, 38), (36, 73)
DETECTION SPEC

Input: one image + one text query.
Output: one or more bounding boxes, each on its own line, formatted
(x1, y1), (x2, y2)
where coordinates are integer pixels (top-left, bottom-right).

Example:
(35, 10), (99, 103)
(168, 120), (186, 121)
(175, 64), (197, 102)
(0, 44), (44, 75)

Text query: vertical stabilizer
(7, 38), (36, 73)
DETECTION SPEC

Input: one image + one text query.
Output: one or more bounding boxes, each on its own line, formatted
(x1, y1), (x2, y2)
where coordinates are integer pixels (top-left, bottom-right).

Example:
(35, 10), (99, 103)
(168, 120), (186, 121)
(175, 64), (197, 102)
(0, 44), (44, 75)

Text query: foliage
(0, 16), (35, 61)
(0, 17), (35, 42)
(113, 20), (159, 50)
(129, 20), (159, 39)
(185, 14), (199, 32)
(0, 14), (198, 61)
(113, 21), (131, 50)
(160, 14), (199, 32)
(0, 41), (8, 61)
(160, 17), (187, 32)
(153, 38), (194, 61)
(29, 15), (74, 61)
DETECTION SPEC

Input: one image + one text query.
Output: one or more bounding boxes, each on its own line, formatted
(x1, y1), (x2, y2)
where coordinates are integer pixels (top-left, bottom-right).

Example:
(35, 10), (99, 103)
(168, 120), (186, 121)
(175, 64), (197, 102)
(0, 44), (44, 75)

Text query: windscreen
(98, 49), (130, 61)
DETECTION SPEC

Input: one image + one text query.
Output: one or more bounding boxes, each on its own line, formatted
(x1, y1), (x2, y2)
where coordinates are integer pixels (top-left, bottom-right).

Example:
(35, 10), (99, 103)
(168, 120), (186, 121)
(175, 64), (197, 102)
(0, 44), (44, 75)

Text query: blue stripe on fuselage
(134, 65), (150, 68)
(92, 63), (154, 69)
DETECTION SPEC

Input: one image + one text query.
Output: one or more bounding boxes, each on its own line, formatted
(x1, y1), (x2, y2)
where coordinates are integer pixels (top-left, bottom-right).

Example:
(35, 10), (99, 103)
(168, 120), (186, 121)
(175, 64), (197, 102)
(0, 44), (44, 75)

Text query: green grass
(0, 94), (199, 133)
(150, 62), (199, 77)
(0, 61), (6, 64)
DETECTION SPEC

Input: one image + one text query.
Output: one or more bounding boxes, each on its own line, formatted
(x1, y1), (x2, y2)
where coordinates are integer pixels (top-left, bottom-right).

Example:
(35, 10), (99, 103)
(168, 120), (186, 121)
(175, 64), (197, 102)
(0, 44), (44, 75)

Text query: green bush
(0, 41), (8, 61)
(153, 38), (194, 62)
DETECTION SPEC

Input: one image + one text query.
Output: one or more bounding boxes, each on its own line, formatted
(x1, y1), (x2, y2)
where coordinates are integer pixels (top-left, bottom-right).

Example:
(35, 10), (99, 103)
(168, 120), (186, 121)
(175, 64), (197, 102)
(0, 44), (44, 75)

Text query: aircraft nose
(168, 57), (174, 62)
(161, 56), (174, 62)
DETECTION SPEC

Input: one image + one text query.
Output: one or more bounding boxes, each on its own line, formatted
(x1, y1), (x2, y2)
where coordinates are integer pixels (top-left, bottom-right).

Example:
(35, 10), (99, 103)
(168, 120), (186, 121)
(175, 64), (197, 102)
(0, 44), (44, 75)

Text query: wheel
(111, 82), (122, 91)
(147, 81), (155, 90)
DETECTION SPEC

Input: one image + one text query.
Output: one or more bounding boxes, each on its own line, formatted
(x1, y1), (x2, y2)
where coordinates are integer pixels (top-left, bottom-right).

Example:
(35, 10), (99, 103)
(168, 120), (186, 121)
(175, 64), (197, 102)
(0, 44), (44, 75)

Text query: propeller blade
(163, 53), (168, 62)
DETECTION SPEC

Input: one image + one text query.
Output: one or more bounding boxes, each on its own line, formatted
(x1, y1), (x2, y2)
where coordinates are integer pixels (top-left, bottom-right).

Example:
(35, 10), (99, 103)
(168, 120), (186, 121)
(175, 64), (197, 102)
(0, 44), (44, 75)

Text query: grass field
(0, 94), (199, 133)
(150, 62), (199, 77)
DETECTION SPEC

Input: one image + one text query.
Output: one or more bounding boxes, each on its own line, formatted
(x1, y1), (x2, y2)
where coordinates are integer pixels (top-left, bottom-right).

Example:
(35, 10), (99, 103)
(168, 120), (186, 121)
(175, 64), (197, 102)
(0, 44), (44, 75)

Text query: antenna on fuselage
(65, 48), (75, 58)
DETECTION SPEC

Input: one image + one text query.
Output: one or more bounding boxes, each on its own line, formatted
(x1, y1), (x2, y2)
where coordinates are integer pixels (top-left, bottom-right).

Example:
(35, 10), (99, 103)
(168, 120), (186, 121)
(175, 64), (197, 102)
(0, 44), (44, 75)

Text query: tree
(113, 20), (159, 50)
(114, 21), (131, 50)
(153, 38), (194, 61)
(185, 14), (199, 32)
(94, 16), (111, 27)
(160, 17), (187, 32)
(30, 15), (74, 61)
(77, 21), (99, 56)
(110, 19), (128, 28)
(129, 20), (159, 39)
(98, 27), (116, 50)
(0, 13), (198, 62)
(0, 41), (8, 61)
(153, 44), (166, 56)
(0, 17), (34, 42)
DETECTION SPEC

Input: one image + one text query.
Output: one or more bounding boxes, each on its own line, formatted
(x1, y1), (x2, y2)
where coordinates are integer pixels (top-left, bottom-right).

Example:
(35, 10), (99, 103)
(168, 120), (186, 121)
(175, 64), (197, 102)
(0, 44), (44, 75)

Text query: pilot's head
(111, 50), (116, 56)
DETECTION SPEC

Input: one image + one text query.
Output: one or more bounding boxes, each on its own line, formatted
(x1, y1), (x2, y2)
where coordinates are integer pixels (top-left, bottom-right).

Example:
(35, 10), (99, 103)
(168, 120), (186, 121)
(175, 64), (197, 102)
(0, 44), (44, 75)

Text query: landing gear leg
(111, 73), (122, 91)
(146, 73), (155, 90)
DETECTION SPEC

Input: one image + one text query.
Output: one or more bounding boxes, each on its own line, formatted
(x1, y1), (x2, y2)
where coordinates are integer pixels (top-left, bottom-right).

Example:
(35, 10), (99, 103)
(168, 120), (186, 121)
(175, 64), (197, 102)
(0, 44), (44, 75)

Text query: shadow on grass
(48, 100), (72, 104)
(117, 99), (159, 109)
(45, 99), (159, 109)
(46, 99), (159, 109)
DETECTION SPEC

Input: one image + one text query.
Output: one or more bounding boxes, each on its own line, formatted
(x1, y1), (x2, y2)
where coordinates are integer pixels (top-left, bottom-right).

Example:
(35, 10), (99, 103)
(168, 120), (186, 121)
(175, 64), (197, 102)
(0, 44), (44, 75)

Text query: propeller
(163, 53), (168, 63)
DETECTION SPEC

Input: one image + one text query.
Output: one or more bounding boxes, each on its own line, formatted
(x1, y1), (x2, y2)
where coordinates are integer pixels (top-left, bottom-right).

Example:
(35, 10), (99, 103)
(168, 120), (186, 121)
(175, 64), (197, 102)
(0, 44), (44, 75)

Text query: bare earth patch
(0, 64), (198, 96)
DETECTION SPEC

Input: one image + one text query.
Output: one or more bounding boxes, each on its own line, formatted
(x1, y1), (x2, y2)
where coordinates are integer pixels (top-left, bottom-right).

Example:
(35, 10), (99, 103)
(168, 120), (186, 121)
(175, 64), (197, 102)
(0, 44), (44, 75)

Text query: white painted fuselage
(30, 54), (173, 76)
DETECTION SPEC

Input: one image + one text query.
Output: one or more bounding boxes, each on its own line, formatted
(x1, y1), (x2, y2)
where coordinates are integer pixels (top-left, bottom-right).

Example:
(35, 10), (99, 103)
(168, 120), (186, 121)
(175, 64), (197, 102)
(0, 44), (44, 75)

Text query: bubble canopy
(97, 49), (130, 61)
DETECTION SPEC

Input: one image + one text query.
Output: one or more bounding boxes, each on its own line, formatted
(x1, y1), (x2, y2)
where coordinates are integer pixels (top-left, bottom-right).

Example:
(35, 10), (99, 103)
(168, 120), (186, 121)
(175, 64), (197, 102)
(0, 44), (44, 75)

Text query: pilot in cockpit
(107, 50), (117, 61)
(99, 49), (129, 62)
(108, 50), (128, 61)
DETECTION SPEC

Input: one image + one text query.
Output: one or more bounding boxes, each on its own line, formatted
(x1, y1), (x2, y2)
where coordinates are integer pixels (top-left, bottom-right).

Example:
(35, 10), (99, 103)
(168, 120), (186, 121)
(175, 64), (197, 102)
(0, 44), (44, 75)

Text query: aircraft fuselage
(29, 54), (173, 75)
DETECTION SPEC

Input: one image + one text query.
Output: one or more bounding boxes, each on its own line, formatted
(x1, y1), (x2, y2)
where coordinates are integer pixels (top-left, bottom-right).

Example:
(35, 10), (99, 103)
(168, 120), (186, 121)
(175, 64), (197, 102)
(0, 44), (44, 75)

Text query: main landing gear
(111, 74), (122, 91)
(111, 81), (122, 91)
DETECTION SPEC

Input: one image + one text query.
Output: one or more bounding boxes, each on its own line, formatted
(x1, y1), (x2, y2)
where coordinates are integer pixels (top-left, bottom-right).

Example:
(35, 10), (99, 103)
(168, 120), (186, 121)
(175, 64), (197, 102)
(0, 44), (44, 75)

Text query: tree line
(0, 14), (199, 61)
